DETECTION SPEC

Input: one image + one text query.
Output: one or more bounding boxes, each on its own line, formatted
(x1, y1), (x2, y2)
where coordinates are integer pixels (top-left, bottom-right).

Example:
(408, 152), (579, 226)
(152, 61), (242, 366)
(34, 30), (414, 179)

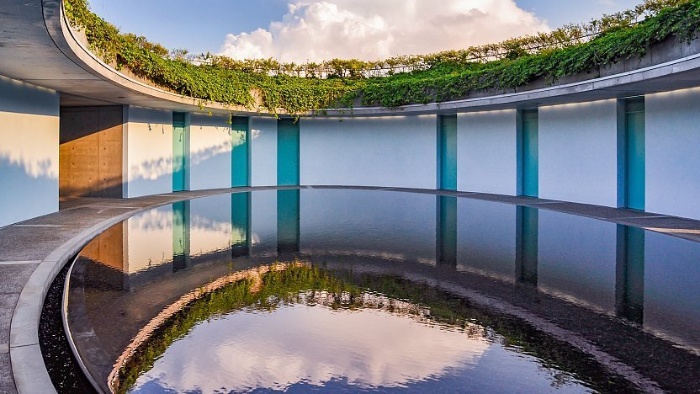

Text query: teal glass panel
(277, 189), (300, 254)
(625, 99), (645, 210)
(616, 225), (645, 324)
(172, 201), (190, 272)
(521, 110), (539, 197)
(436, 195), (457, 267)
(172, 112), (188, 192)
(231, 117), (250, 187)
(516, 206), (538, 286)
(231, 192), (251, 258)
(278, 118), (300, 186)
(438, 115), (458, 191)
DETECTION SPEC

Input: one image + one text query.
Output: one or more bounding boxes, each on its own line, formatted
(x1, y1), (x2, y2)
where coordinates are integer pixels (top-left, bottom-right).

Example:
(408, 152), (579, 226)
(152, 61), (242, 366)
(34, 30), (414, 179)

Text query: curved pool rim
(15, 185), (700, 394)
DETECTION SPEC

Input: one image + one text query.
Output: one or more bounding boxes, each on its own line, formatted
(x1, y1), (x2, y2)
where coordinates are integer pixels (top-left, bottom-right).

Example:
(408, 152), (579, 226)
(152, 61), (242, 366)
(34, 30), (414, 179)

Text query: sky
(87, 0), (643, 62)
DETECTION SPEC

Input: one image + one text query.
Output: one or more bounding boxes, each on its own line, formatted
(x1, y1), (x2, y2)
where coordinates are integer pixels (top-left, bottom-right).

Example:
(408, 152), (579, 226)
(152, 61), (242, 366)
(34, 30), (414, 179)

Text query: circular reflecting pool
(63, 188), (700, 393)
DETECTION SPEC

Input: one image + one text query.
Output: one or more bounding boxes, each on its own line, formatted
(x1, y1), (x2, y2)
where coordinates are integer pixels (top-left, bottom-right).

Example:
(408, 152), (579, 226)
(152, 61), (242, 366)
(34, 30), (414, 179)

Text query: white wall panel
(251, 117), (277, 187)
(189, 114), (232, 190)
(646, 88), (700, 219)
(457, 110), (517, 194)
(539, 100), (618, 206)
(299, 116), (437, 189)
(0, 76), (59, 227)
(126, 106), (173, 197)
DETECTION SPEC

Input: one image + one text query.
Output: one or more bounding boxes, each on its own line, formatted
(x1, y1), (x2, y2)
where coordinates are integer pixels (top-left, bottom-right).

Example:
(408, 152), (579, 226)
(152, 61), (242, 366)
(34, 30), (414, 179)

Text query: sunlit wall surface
(539, 100), (618, 207)
(458, 110), (518, 195)
(646, 87), (700, 219)
(125, 106), (174, 197)
(300, 116), (437, 189)
(189, 114), (233, 190)
(0, 75), (59, 227)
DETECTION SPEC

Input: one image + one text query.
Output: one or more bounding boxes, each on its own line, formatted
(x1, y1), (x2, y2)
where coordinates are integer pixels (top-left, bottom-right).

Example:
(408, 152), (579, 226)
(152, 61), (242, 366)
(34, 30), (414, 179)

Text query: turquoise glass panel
(625, 99), (645, 210)
(438, 115), (458, 191)
(278, 119), (300, 186)
(521, 110), (539, 198)
(172, 112), (187, 192)
(231, 117), (250, 187)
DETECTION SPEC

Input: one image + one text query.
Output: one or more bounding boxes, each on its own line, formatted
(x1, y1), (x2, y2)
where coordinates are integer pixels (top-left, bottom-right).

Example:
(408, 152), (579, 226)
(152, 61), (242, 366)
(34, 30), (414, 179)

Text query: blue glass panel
(277, 119), (300, 186)
(438, 115), (458, 191)
(521, 110), (539, 198)
(172, 112), (188, 192)
(625, 99), (645, 210)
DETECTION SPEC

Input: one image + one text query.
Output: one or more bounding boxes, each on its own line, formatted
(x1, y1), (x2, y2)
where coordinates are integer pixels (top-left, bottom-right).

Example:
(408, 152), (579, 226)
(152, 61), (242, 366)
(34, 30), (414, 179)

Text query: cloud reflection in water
(132, 302), (490, 392)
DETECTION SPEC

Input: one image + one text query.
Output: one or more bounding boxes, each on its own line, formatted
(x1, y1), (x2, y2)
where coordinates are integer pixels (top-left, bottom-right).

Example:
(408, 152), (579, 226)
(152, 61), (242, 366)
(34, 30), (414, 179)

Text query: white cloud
(218, 0), (550, 62)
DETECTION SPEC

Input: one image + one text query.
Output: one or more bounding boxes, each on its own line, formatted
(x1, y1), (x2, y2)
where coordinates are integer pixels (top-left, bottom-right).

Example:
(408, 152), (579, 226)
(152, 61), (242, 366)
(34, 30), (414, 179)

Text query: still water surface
(65, 189), (700, 393)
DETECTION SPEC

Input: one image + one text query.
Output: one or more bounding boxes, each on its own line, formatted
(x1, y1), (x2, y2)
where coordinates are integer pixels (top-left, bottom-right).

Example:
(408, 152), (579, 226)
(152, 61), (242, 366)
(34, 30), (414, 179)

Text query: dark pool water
(63, 189), (700, 393)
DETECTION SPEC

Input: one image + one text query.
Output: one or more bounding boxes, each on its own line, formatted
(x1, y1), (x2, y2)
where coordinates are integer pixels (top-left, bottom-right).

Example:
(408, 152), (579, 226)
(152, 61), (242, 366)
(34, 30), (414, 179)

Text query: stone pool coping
(3, 186), (700, 394)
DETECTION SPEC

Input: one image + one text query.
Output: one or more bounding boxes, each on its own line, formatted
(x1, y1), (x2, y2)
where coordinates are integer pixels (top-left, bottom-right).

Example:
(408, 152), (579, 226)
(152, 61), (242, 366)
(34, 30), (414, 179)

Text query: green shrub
(63, 0), (700, 114)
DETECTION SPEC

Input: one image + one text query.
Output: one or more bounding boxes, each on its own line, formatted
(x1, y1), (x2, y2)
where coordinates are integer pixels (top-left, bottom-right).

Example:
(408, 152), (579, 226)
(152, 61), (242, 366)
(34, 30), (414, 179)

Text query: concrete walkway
(2, 186), (700, 393)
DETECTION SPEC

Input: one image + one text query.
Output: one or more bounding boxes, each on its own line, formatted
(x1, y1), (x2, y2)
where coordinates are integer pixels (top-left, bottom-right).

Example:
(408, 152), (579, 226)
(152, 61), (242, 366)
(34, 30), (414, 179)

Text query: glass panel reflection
(516, 206), (538, 286)
(172, 201), (190, 272)
(277, 189), (300, 254)
(437, 195), (457, 268)
(616, 225), (645, 324)
(231, 192), (251, 258)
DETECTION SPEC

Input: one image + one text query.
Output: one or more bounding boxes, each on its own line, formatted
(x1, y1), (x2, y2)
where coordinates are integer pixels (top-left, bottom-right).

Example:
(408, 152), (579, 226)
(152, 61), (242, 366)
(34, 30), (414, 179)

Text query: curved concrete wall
(1, 0), (700, 226)
(46, 87), (698, 223)
(0, 0), (700, 225)
(4, 83), (700, 228)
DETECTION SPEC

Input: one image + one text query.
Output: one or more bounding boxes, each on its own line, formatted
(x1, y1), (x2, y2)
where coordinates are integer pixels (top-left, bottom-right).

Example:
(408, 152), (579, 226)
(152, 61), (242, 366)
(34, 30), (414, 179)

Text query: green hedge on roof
(64, 0), (700, 115)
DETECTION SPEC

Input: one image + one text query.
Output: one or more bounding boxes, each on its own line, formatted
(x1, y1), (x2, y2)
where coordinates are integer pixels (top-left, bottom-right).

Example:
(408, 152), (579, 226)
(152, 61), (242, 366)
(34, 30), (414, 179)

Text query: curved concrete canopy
(1, 0), (700, 116)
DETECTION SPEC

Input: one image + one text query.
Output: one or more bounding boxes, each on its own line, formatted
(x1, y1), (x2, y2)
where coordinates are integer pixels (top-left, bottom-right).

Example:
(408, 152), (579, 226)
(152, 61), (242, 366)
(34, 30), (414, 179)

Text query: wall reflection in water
(79, 189), (700, 353)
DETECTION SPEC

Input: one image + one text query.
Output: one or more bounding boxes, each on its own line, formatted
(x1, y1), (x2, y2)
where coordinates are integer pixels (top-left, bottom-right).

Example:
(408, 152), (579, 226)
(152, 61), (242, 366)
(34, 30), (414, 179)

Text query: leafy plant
(63, 0), (700, 114)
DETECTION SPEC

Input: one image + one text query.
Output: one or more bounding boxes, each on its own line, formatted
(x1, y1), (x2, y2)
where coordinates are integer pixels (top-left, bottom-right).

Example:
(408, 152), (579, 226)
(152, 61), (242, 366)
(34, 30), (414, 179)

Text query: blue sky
(88, 0), (643, 61)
